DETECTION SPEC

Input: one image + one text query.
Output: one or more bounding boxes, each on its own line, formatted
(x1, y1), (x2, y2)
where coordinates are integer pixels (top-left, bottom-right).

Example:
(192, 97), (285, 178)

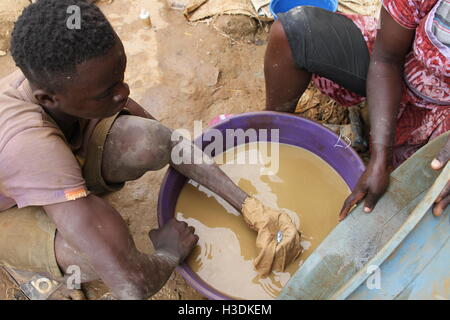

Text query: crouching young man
(0, 0), (251, 299)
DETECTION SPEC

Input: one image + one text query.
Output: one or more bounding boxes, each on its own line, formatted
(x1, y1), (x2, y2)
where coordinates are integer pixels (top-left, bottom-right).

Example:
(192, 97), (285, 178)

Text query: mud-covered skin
(102, 115), (248, 211)
(47, 194), (198, 299)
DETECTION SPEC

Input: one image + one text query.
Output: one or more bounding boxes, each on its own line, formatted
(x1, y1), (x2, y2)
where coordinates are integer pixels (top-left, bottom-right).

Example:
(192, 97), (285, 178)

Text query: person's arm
(123, 98), (248, 208)
(168, 134), (249, 211)
(102, 114), (250, 212)
(339, 7), (415, 220)
(44, 194), (198, 300)
(367, 7), (414, 148)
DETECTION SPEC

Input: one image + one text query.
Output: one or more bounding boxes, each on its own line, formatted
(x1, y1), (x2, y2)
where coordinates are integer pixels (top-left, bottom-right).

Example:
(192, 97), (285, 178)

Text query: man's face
(55, 39), (130, 119)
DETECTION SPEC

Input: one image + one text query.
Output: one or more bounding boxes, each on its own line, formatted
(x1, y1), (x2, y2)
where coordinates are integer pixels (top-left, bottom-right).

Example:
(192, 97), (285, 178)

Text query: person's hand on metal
(149, 218), (199, 265)
(339, 144), (392, 221)
(430, 135), (450, 216)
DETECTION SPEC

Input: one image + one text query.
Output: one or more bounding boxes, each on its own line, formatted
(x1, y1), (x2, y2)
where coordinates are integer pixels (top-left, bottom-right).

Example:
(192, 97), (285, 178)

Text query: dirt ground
(0, 0), (362, 300)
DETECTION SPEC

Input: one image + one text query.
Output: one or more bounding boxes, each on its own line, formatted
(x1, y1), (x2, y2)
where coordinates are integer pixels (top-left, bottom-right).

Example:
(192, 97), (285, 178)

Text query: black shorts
(278, 6), (370, 97)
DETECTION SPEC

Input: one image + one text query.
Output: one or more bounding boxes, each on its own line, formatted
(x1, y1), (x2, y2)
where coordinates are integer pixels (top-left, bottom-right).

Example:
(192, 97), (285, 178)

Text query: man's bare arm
(44, 194), (197, 299)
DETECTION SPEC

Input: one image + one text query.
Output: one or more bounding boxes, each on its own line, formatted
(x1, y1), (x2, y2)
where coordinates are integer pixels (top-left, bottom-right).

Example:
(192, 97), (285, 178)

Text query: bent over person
(0, 0), (299, 299)
(264, 0), (449, 219)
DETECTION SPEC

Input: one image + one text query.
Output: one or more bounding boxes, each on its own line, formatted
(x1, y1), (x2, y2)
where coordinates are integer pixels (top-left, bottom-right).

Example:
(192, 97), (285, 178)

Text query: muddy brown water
(176, 142), (350, 299)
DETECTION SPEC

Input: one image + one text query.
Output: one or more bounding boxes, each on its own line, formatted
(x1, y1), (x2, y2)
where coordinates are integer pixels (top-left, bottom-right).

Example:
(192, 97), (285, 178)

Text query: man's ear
(33, 89), (59, 110)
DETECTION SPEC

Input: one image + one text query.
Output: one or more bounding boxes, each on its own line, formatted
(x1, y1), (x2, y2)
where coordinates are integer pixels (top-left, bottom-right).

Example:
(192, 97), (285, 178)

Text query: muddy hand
(431, 135), (450, 216)
(339, 151), (391, 221)
(149, 218), (199, 264)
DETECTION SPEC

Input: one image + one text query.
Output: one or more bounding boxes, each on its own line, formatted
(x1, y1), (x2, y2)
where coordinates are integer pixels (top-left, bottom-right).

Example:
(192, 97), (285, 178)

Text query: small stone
(254, 39), (264, 46)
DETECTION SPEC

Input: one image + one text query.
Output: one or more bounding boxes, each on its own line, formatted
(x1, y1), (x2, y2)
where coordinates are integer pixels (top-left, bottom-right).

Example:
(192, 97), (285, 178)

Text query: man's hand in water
(431, 136), (450, 216)
(149, 218), (199, 265)
(339, 144), (391, 221)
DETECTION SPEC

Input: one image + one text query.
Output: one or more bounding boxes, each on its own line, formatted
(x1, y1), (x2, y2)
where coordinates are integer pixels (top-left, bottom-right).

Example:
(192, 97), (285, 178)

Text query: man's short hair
(11, 0), (116, 91)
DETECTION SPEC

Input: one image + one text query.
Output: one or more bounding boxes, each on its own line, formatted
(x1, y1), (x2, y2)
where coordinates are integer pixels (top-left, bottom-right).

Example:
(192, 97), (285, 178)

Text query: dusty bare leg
(264, 20), (312, 112)
(101, 115), (248, 211)
(46, 193), (195, 300)
(54, 233), (98, 283)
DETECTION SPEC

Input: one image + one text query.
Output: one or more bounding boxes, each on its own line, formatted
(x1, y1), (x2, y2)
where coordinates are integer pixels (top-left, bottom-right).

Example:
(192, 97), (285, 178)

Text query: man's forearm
(110, 249), (179, 299)
(124, 98), (249, 211)
(169, 136), (248, 211)
(121, 99), (248, 211)
(125, 250), (178, 299)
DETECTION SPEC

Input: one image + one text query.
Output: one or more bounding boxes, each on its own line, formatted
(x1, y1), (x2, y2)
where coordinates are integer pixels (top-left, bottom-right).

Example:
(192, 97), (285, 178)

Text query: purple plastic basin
(157, 111), (365, 300)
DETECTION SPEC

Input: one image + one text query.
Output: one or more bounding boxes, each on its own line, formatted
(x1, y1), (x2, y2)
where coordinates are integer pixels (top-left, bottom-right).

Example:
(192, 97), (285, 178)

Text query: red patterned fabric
(394, 86), (450, 166)
(311, 1), (449, 167)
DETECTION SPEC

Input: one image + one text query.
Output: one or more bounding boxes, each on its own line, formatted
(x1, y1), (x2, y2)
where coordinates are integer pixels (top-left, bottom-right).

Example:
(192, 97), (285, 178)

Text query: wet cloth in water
(241, 197), (302, 276)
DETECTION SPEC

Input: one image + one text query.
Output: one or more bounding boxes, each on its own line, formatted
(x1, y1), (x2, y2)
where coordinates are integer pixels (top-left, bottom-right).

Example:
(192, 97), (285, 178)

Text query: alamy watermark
(66, 5), (81, 30)
(66, 265), (81, 290)
(171, 121), (280, 175)
(366, 264), (381, 290)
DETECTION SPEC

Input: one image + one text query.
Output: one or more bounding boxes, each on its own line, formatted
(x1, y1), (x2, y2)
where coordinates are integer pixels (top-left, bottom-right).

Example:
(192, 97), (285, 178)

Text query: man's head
(11, 0), (130, 119)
